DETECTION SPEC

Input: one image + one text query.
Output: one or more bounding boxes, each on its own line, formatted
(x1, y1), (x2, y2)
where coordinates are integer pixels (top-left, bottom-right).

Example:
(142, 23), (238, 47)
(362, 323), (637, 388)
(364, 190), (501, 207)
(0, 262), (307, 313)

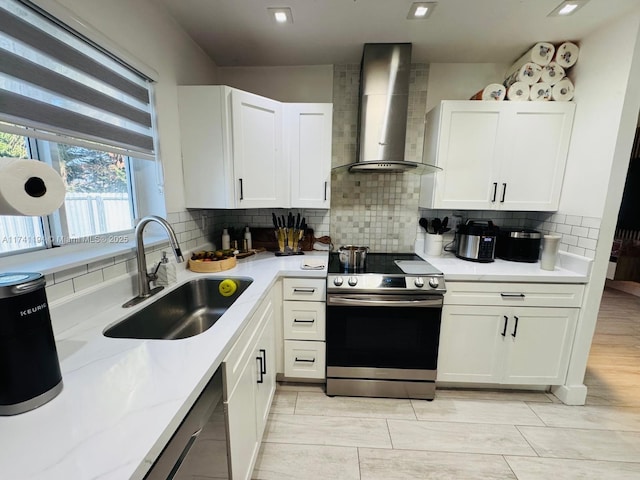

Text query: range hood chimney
(335, 43), (440, 174)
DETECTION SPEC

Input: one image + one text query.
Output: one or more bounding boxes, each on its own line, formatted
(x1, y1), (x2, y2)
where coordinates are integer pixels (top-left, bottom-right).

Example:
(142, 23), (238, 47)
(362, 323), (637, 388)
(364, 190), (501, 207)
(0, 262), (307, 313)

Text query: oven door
(326, 294), (442, 372)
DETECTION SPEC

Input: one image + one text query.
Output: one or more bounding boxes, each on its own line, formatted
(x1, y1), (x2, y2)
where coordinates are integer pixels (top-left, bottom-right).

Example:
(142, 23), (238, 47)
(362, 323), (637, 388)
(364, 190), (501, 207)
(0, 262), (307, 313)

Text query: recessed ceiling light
(407, 2), (437, 20)
(548, 0), (589, 17)
(268, 7), (293, 24)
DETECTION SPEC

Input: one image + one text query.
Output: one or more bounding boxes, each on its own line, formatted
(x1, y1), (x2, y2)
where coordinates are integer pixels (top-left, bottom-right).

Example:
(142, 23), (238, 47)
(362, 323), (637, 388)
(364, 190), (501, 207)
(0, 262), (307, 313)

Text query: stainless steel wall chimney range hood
(334, 43), (441, 174)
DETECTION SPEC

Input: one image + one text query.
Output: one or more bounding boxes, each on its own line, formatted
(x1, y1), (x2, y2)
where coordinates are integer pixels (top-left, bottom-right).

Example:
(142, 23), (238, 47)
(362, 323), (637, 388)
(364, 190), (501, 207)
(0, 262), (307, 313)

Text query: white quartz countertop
(415, 249), (591, 283)
(0, 251), (328, 480)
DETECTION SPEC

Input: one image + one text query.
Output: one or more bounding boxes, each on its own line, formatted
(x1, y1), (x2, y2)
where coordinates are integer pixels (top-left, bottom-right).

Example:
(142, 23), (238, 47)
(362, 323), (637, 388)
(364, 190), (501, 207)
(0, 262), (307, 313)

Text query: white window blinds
(0, 0), (156, 159)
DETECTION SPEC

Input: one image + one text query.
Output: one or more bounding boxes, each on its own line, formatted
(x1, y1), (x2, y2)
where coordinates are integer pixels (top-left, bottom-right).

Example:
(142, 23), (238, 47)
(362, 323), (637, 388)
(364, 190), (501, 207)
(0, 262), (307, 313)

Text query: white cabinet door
(503, 307), (578, 385)
(286, 103), (333, 209)
(437, 305), (505, 383)
(498, 103), (575, 211)
(225, 352), (259, 480)
(423, 102), (503, 210)
(254, 298), (276, 439)
(231, 89), (285, 208)
(439, 305), (578, 385)
(420, 101), (574, 211)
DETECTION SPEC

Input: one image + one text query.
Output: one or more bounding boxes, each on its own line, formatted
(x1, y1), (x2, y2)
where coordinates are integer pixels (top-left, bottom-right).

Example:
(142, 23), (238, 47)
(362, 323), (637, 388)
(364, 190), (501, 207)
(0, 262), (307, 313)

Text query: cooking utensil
(419, 218), (429, 232)
(432, 218), (442, 235)
(338, 245), (369, 271)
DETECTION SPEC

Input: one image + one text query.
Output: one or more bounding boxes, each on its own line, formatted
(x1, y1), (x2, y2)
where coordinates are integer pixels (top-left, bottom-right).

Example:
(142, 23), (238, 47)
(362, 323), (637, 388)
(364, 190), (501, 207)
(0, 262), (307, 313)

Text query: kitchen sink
(103, 277), (253, 340)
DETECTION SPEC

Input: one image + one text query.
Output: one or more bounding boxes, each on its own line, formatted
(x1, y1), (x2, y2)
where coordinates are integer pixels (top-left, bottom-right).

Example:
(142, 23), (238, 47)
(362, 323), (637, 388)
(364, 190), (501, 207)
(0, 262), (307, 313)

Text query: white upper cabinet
(178, 86), (332, 209)
(419, 100), (575, 211)
(178, 86), (284, 208)
(231, 89), (286, 208)
(285, 103), (333, 209)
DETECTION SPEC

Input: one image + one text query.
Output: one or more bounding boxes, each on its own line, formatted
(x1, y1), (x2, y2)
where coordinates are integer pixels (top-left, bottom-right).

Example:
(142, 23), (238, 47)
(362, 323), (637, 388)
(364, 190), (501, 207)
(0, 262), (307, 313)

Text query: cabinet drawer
(445, 282), (584, 308)
(284, 340), (326, 379)
(283, 301), (326, 341)
(283, 278), (326, 301)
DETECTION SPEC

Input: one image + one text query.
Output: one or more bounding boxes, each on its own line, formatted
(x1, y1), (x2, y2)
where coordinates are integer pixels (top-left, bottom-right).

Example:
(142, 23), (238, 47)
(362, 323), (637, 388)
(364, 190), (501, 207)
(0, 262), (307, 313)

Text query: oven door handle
(327, 295), (443, 308)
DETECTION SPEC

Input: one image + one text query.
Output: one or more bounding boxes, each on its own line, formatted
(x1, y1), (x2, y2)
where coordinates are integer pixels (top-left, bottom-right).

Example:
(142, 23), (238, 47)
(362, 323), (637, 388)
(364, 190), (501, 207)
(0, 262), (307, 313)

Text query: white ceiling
(150, 0), (640, 67)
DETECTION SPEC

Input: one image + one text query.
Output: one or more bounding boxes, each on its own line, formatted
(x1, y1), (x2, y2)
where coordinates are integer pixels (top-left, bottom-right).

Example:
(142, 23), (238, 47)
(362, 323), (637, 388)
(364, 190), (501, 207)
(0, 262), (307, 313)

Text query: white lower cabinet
(223, 291), (276, 480)
(282, 278), (326, 380)
(437, 282), (583, 386)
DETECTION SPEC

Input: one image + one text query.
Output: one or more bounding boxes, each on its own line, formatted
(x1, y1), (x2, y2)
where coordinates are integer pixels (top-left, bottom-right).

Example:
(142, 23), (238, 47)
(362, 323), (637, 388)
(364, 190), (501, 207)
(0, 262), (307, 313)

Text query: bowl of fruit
(188, 249), (237, 273)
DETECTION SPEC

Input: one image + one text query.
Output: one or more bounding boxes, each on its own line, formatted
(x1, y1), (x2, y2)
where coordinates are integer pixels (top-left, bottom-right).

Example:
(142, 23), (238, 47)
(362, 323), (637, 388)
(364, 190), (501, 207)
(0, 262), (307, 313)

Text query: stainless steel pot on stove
(337, 245), (369, 270)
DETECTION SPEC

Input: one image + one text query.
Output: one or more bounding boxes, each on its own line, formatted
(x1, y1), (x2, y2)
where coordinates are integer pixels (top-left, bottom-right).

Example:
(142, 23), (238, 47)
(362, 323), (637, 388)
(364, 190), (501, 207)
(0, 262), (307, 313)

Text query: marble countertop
(415, 246), (591, 283)
(0, 251), (328, 480)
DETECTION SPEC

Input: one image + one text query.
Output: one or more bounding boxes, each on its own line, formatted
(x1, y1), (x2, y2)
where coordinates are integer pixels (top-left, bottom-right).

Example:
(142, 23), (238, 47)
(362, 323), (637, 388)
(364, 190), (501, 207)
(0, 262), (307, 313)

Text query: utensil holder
(425, 234), (444, 256)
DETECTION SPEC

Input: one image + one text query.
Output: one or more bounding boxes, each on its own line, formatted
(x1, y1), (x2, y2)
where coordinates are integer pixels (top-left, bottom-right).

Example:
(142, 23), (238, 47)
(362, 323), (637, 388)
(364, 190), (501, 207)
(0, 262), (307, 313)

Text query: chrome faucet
(123, 215), (184, 308)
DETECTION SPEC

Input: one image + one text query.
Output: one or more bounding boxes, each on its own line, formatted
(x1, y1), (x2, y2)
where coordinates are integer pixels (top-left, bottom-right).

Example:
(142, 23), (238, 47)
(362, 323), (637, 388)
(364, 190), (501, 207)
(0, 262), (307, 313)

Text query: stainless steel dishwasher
(145, 368), (230, 479)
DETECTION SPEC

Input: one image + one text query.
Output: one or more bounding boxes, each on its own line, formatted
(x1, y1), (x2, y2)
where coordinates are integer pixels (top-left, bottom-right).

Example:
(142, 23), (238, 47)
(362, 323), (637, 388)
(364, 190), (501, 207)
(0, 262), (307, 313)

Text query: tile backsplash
(418, 209), (601, 259)
(330, 63), (429, 251)
(44, 209), (216, 303)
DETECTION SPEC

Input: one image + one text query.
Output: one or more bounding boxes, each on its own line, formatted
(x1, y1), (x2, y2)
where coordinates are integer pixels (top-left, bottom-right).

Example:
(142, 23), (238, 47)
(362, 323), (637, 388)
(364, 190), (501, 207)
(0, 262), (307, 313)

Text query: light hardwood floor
(253, 287), (640, 479)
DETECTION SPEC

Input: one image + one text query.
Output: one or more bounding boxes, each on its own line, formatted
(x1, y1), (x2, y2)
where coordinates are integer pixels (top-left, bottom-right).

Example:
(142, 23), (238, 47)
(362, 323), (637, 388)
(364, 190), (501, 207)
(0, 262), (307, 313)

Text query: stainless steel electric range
(326, 252), (446, 400)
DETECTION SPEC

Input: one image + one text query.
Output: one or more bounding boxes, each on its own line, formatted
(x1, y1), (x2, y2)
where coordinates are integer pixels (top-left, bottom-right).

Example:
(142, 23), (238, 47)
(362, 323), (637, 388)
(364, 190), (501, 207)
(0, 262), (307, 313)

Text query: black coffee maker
(0, 273), (63, 415)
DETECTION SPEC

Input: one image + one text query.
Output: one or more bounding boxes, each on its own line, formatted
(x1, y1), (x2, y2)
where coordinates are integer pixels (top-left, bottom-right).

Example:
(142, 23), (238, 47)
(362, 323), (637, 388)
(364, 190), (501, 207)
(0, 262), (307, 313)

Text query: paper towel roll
(555, 42), (579, 69)
(506, 43), (555, 78)
(504, 62), (543, 87)
(506, 82), (530, 101)
(530, 82), (552, 101)
(551, 78), (575, 101)
(540, 62), (566, 85)
(470, 83), (506, 101)
(0, 158), (66, 216)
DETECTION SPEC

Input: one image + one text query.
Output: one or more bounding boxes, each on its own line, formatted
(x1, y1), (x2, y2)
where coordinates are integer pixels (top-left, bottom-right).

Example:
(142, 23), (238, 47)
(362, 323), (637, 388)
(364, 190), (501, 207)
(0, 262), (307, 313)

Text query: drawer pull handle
(293, 288), (316, 293)
(512, 316), (519, 338)
(324, 181), (328, 201)
(256, 356), (264, 383)
(294, 318), (315, 323)
(294, 357), (316, 363)
(259, 348), (267, 375)
(239, 178), (244, 200)
(501, 293), (525, 298)
(501, 316), (508, 337)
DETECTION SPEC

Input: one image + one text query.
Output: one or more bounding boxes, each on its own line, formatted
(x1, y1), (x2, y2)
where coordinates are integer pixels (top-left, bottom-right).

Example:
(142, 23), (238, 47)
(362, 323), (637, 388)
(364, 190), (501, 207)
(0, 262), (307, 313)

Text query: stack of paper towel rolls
(470, 41), (579, 102)
(504, 41), (578, 102)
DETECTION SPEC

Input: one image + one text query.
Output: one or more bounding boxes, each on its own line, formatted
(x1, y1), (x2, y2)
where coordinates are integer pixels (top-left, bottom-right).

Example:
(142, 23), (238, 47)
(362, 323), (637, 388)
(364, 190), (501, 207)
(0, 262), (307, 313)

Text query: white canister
(540, 235), (561, 270)
(425, 234), (444, 256)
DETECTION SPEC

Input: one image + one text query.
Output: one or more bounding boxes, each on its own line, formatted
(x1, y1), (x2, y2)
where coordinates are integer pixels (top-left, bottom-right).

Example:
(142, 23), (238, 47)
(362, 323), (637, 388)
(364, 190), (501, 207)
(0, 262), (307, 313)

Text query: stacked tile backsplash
(44, 209), (216, 302)
(330, 64), (428, 251)
(418, 209), (601, 259)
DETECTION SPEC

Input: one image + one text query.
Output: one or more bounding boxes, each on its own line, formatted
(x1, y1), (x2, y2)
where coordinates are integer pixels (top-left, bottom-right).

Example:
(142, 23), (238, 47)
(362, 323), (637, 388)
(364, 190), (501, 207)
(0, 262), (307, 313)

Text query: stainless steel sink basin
(103, 277), (253, 340)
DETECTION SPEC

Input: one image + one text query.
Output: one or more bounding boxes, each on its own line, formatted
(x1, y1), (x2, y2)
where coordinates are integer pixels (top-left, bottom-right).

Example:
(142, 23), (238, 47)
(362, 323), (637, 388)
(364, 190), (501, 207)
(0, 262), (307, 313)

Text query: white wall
(217, 65), (334, 102)
(425, 63), (510, 112)
(560, 12), (640, 218)
(553, 10), (640, 404)
(31, 0), (219, 213)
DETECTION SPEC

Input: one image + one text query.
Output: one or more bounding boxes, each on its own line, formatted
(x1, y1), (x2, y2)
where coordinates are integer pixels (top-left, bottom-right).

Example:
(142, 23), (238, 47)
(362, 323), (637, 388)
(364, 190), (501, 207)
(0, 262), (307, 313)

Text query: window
(0, 0), (159, 257)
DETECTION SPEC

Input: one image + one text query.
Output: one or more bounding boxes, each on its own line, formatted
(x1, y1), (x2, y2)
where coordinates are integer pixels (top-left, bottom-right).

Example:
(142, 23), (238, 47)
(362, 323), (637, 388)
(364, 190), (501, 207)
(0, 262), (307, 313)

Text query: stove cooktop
(328, 252), (440, 275)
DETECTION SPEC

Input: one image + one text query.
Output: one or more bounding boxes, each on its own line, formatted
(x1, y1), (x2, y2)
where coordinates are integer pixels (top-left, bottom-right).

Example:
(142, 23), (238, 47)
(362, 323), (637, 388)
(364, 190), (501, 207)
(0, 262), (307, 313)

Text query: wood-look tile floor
(253, 287), (640, 479)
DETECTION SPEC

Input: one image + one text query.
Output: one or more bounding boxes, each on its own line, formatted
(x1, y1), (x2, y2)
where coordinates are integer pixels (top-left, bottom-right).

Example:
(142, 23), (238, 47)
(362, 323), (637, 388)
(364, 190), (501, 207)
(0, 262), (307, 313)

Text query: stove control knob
(428, 277), (440, 289)
(414, 277), (424, 288)
(348, 276), (358, 287)
(333, 276), (344, 287)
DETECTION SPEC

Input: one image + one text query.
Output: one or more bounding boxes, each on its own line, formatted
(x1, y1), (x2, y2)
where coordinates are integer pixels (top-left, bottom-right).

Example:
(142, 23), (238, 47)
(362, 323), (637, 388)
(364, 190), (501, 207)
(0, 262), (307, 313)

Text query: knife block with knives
(272, 212), (306, 256)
